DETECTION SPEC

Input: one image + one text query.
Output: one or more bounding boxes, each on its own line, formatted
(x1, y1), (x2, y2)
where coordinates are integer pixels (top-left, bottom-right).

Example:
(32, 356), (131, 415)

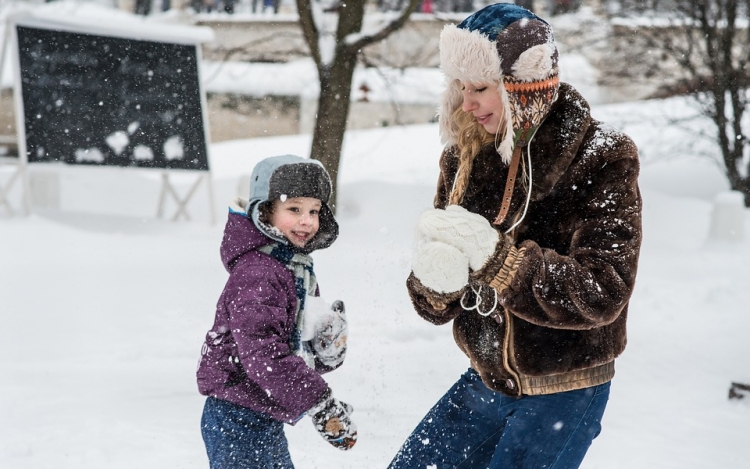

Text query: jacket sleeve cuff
(471, 233), (512, 282)
(307, 387), (332, 416)
(406, 272), (465, 323)
(487, 245), (526, 295)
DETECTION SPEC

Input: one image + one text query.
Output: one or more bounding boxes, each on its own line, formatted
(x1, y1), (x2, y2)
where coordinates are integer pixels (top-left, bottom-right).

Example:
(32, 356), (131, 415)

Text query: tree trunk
(310, 52), (357, 212)
(295, 0), (421, 212)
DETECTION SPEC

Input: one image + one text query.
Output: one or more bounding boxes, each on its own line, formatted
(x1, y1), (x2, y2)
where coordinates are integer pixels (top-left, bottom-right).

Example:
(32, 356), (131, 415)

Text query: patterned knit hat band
(505, 75), (559, 145)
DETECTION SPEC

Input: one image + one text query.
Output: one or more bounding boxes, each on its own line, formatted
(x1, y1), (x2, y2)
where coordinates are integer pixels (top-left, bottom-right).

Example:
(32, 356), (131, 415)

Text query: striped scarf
(258, 242), (318, 368)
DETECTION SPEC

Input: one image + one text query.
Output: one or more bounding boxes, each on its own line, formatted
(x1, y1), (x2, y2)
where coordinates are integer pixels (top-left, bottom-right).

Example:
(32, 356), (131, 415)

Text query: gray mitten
(311, 300), (348, 368)
(302, 297), (348, 368)
(308, 388), (357, 450)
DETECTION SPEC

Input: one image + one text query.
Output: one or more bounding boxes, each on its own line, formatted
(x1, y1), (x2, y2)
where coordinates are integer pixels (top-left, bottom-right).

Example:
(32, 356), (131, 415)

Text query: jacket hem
(519, 361), (615, 395)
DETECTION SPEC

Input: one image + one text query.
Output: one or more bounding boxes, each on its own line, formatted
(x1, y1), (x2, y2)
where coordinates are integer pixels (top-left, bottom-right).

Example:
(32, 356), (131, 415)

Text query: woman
(389, 3), (642, 469)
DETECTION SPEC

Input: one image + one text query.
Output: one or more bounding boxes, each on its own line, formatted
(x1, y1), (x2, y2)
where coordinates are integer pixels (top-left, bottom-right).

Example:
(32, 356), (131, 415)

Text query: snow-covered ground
(2, 96), (750, 469)
(2, 2), (750, 469)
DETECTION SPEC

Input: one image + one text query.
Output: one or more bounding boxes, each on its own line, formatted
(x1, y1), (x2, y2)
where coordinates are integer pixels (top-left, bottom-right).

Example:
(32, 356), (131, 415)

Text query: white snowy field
(1, 1), (750, 468)
(2, 94), (750, 469)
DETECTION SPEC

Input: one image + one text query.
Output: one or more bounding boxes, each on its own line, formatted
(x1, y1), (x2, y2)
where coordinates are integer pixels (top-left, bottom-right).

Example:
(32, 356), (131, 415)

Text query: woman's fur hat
(439, 3), (560, 163)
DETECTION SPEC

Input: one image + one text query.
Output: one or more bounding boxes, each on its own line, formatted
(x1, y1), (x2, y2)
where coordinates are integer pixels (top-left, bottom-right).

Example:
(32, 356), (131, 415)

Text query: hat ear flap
(512, 43), (556, 82)
(439, 79), (464, 146)
(440, 25), (503, 84)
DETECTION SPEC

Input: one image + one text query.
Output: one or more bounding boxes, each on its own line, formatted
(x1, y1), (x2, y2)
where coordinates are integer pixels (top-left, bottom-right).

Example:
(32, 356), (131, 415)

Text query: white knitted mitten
(417, 205), (500, 271)
(412, 241), (469, 294)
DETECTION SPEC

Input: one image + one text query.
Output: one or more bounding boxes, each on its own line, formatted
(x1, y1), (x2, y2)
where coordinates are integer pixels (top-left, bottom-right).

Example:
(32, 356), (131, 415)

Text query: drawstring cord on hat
(460, 129), (537, 317)
(506, 129), (535, 233)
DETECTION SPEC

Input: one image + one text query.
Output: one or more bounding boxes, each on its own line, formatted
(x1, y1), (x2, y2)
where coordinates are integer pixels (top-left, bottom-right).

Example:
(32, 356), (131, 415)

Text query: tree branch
(347, 0), (422, 51)
(296, 0), (322, 67)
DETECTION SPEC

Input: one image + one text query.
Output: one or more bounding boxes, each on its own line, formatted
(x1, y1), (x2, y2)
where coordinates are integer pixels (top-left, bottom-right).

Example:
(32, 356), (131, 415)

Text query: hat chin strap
(493, 136), (524, 227)
(493, 127), (537, 232)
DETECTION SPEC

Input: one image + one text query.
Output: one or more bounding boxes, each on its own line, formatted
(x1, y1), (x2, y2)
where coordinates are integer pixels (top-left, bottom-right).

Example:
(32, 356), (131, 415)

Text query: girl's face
(269, 196), (321, 248)
(460, 81), (506, 135)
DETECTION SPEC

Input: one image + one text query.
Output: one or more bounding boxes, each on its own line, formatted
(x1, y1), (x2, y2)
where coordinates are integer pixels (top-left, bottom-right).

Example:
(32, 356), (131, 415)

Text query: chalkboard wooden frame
(6, 12), (216, 222)
(0, 23), (30, 215)
(13, 21), (211, 171)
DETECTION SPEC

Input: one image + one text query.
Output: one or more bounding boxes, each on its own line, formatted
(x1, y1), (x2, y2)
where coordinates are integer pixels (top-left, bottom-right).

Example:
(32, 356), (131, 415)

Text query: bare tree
(610, 0), (750, 205)
(295, 0), (422, 209)
(674, 1), (750, 205)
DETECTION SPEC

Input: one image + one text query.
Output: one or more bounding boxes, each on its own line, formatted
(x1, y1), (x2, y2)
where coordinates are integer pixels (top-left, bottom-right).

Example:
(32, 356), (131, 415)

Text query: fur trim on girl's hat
(439, 3), (560, 163)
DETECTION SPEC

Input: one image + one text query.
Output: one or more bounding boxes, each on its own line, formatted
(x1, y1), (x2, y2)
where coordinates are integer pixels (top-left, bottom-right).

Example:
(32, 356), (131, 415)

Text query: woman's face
(460, 81), (506, 135)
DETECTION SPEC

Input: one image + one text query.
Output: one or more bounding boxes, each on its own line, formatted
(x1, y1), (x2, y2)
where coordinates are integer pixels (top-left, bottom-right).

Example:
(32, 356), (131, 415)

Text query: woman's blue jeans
(388, 368), (610, 469)
(201, 397), (294, 469)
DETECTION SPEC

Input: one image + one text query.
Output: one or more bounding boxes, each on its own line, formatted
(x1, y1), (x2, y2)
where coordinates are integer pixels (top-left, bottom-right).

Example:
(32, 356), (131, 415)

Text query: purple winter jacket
(196, 209), (329, 423)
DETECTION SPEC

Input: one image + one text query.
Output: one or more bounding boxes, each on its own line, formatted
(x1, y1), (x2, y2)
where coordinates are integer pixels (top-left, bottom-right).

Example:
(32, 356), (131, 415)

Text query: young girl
(197, 154), (356, 468)
(390, 3), (642, 469)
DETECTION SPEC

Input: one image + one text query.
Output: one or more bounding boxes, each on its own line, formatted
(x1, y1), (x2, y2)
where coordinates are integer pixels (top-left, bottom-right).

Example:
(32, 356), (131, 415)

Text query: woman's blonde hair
(448, 83), (505, 205)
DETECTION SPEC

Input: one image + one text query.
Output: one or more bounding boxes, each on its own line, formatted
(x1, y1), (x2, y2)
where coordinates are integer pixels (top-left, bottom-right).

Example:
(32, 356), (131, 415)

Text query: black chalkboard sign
(15, 25), (209, 171)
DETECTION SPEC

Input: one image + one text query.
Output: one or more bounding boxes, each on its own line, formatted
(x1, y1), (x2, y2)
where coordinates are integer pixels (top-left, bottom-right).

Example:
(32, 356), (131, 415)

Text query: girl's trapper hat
(246, 154), (339, 251)
(439, 3), (560, 163)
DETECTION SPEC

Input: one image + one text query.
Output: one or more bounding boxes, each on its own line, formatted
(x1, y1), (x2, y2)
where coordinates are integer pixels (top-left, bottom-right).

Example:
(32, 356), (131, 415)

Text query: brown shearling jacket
(407, 83), (642, 396)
